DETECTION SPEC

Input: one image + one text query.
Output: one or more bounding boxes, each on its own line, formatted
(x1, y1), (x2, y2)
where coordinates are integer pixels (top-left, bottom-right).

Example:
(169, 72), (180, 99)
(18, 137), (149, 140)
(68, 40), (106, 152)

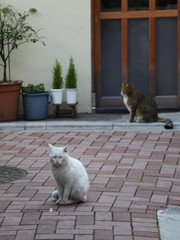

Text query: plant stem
(8, 42), (11, 81)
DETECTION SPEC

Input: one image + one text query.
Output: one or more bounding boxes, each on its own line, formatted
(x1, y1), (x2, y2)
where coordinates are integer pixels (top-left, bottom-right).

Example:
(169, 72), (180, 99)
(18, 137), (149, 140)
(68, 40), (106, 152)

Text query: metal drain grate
(0, 166), (28, 184)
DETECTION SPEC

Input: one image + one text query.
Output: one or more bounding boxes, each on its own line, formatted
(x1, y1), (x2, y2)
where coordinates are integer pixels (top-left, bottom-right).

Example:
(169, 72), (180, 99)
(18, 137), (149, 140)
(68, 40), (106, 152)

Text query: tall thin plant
(0, 4), (45, 82)
(65, 57), (77, 89)
(52, 59), (63, 89)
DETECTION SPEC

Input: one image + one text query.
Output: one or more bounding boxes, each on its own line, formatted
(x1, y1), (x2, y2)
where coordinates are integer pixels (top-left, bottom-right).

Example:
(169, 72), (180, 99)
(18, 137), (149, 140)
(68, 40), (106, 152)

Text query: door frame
(91, 0), (180, 110)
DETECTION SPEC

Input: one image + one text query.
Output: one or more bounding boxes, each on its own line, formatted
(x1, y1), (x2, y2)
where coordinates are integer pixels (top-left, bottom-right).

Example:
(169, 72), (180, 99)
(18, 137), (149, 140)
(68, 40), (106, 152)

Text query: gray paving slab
(157, 207), (180, 240)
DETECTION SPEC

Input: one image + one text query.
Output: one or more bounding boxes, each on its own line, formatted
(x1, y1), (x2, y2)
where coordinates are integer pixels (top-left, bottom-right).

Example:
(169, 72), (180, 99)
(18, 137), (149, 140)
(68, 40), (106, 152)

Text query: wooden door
(92, 0), (180, 111)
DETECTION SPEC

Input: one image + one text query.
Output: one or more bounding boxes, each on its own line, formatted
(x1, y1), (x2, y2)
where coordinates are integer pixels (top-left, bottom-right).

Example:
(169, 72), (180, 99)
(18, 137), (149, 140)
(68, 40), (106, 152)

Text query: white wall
(4, 0), (92, 113)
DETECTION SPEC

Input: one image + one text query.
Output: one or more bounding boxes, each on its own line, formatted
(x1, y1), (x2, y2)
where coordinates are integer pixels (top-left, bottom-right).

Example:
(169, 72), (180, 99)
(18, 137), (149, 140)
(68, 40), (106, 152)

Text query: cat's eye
(53, 156), (62, 159)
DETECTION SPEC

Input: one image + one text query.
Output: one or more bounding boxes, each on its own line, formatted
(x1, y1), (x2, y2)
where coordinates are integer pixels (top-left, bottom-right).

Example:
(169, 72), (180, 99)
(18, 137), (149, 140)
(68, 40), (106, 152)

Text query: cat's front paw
(56, 199), (68, 205)
(60, 200), (69, 205)
(56, 199), (63, 205)
(127, 119), (133, 123)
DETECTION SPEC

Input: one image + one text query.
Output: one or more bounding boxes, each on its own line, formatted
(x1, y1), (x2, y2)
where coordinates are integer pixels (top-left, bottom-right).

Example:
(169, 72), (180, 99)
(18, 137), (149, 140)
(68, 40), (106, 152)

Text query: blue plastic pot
(22, 92), (52, 120)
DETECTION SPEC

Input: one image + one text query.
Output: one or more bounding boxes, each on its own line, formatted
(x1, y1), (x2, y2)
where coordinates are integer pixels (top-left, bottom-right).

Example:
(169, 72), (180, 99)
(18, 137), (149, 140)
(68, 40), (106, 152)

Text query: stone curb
(0, 120), (180, 131)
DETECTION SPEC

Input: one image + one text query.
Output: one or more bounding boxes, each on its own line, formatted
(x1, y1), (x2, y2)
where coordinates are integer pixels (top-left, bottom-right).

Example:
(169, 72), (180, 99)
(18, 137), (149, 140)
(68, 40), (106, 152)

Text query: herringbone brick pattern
(0, 131), (180, 240)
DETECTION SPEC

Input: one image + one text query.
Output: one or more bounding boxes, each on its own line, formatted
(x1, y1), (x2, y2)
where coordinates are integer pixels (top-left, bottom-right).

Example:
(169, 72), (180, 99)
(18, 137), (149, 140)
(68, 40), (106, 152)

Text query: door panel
(101, 0), (121, 12)
(156, 0), (177, 10)
(101, 20), (122, 96)
(128, 19), (149, 93)
(128, 0), (149, 11)
(156, 18), (177, 95)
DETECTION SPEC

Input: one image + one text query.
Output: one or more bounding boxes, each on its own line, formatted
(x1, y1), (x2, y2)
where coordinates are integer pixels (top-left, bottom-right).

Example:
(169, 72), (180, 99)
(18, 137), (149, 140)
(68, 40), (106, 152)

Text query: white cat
(49, 143), (89, 205)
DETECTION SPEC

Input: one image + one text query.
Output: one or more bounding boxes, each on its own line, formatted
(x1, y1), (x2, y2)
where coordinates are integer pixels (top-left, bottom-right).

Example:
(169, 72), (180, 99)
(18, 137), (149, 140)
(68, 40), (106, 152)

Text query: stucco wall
(4, 0), (92, 114)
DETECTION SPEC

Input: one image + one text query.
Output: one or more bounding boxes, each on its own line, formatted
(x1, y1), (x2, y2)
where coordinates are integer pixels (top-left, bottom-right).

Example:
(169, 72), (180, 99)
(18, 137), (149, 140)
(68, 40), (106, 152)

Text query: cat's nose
(55, 161), (60, 167)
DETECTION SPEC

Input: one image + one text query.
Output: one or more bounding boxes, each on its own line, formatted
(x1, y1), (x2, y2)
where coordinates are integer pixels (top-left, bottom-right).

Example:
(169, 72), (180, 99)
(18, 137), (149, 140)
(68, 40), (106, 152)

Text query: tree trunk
(3, 62), (7, 82)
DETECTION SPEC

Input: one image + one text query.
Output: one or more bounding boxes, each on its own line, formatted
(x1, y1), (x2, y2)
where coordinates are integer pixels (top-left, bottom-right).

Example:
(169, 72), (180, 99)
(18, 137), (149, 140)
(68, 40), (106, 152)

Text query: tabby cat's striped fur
(121, 84), (173, 129)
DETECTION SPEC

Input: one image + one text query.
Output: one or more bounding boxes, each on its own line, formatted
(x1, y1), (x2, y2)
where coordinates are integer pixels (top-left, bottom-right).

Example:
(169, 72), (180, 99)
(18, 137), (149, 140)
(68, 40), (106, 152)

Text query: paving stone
(114, 236), (132, 240)
(134, 238), (159, 240)
(75, 235), (93, 240)
(113, 212), (130, 222)
(21, 212), (41, 225)
(95, 211), (112, 221)
(2, 216), (22, 226)
(114, 222), (132, 235)
(0, 201), (11, 212)
(37, 224), (56, 234)
(76, 215), (94, 225)
(94, 230), (113, 240)
(15, 230), (35, 240)
(0, 236), (15, 240)
(35, 233), (74, 239)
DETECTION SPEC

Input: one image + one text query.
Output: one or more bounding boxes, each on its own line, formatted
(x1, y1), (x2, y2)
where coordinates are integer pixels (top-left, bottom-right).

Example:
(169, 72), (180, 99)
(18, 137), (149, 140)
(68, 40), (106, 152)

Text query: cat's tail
(157, 118), (173, 129)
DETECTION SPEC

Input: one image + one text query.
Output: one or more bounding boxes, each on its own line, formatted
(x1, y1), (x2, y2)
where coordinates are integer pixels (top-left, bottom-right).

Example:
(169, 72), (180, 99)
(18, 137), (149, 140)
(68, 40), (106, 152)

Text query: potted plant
(51, 59), (63, 104)
(0, 4), (45, 121)
(21, 84), (51, 120)
(65, 57), (78, 104)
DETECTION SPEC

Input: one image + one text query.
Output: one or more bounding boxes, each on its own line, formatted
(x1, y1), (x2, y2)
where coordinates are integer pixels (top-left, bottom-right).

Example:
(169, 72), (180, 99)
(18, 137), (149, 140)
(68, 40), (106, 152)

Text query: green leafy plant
(65, 57), (77, 89)
(52, 59), (63, 89)
(0, 4), (45, 82)
(29, 8), (37, 14)
(21, 84), (45, 94)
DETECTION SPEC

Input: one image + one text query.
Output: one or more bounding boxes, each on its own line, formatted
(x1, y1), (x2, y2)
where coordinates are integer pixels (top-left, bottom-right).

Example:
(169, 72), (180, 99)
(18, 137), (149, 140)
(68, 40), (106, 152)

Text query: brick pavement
(0, 131), (180, 240)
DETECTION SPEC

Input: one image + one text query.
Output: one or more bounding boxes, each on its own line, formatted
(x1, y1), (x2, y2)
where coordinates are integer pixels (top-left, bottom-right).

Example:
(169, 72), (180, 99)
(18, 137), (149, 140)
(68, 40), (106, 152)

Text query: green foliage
(52, 59), (63, 89)
(29, 8), (37, 14)
(0, 4), (45, 82)
(21, 83), (45, 94)
(65, 57), (77, 88)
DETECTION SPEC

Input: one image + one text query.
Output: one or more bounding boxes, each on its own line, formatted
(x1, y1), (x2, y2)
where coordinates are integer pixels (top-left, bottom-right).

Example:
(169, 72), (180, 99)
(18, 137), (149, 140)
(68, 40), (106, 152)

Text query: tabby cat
(121, 83), (173, 129)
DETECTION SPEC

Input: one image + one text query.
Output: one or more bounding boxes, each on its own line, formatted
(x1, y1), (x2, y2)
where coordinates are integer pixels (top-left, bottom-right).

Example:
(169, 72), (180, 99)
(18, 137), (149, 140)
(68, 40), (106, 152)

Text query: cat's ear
(63, 145), (68, 153)
(48, 143), (54, 150)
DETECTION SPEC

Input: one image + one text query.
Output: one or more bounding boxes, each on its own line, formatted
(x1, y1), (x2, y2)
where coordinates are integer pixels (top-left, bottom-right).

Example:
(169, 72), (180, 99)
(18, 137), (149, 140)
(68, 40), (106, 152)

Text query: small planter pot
(51, 88), (63, 104)
(22, 92), (52, 120)
(66, 88), (77, 104)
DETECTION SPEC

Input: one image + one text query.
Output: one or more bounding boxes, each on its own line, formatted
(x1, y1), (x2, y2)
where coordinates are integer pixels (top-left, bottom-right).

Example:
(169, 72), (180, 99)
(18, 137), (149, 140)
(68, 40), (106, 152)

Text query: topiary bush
(52, 59), (63, 89)
(65, 57), (77, 89)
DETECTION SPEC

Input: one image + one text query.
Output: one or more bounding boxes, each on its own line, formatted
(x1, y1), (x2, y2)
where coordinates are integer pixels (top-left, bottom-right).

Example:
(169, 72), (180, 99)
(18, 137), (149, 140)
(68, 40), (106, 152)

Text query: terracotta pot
(0, 81), (22, 121)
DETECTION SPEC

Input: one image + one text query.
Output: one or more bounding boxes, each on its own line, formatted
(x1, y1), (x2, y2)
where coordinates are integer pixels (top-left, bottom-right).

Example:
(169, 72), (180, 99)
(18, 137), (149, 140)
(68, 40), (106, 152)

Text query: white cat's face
(49, 144), (68, 167)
